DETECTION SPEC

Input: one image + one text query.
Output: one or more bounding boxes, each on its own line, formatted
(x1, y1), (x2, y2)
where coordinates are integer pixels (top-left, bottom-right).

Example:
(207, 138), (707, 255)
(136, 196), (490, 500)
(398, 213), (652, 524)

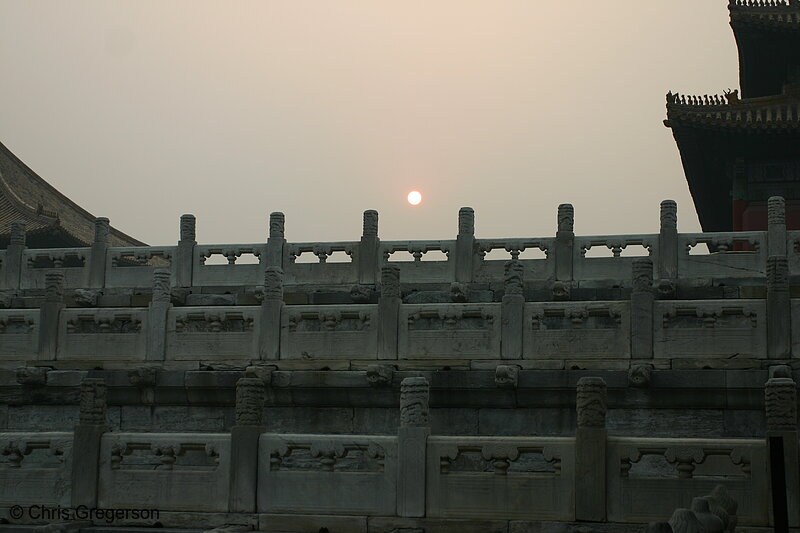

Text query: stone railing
(0, 295), (790, 365)
(0, 376), (794, 529)
(0, 199), (796, 292)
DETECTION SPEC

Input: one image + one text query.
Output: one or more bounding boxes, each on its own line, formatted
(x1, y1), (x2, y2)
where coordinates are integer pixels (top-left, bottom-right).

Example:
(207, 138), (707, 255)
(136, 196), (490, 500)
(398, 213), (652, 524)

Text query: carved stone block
(269, 212), (285, 239)
(73, 289), (100, 307)
(382, 265), (401, 299)
(10, 220), (26, 246)
(628, 364), (653, 388)
(236, 378), (266, 426)
(15, 366), (48, 387)
(495, 365), (519, 389)
(660, 200), (677, 231)
(363, 209), (379, 237)
(79, 378), (107, 426)
(400, 377), (430, 428)
(458, 207), (475, 236)
(557, 204), (574, 233)
(180, 214), (196, 242)
(576, 377), (607, 428)
(94, 217), (110, 244)
(366, 364), (394, 387)
(504, 261), (523, 296)
(152, 269), (171, 304)
(765, 377), (797, 432)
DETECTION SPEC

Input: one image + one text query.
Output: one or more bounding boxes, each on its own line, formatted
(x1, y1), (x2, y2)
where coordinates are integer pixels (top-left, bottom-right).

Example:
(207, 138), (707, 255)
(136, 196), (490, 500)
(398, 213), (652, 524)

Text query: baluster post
(176, 214), (196, 287)
(38, 271), (64, 359)
(4, 221), (26, 289)
(501, 260), (524, 359)
(259, 267), (283, 359)
(265, 212), (285, 269)
(765, 377), (799, 527)
(575, 376), (608, 522)
(88, 217), (109, 288)
(455, 207), (475, 283)
(658, 200), (678, 280)
(146, 269), (171, 361)
(378, 265), (400, 359)
(397, 376), (430, 517)
(358, 209), (380, 284)
(555, 204), (574, 281)
(229, 377), (266, 512)
(767, 256), (791, 359)
(769, 196), (787, 257)
(71, 377), (108, 508)
(631, 258), (655, 359)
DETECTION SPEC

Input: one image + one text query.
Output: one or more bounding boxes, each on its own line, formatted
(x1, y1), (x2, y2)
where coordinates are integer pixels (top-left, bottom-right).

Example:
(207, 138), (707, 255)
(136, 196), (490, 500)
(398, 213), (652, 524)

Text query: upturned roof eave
(0, 140), (147, 248)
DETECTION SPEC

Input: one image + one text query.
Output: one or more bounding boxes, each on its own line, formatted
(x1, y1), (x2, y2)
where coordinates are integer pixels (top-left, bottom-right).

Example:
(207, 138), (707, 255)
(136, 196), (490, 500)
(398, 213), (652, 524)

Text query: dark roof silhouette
(0, 140), (145, 248)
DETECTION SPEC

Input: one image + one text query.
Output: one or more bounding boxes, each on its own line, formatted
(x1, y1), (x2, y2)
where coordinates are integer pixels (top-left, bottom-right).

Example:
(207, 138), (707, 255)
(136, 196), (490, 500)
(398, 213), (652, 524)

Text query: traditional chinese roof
(729, 0), (800, 31)
(728, 1), (800, 98)
(0, 140), (146, 248)
(665, 91), (800, 232)
(664, 90), (800, 131)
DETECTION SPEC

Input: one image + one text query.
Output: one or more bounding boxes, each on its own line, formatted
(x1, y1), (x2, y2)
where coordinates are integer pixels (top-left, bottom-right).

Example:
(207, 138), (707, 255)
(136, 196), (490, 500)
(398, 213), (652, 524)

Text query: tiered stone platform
(0, 200), (797, 531)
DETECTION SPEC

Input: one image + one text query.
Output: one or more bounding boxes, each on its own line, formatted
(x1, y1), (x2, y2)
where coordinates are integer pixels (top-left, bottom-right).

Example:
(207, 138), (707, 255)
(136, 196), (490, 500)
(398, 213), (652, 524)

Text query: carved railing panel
(98, 433), (230, 512)
(281, 305), (378, 359)
(427, 436), (574, 520)
(380, 240), (455, 284)
(474, 238), (553, 283)
(193, 244), (267, 286)
(678, 232), (766, 278)
(284, 241), (358, 285)
(607, 437), (768, 525)
(58, 308), (147, 360)
(654, 300), (766, 359)
(574, 235), (657, 281)
(0, 432), (73, 506)
(524, 302), (630, 359)
(0, 309), (38, 358)
(399, 304), (501, 359)
(105, 246), (175, 288)
(259, 434), (397, 515)
(20, 248), (91, 290)
(167, 307), (259, 360)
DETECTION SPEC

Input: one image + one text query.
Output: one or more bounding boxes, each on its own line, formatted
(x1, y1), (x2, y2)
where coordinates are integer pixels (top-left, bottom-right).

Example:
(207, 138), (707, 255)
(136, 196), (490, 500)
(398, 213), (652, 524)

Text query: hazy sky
(1, 1), (737, 246)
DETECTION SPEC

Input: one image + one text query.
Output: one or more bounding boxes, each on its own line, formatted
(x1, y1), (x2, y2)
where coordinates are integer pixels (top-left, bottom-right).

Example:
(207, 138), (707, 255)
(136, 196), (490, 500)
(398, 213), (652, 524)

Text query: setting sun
(407, 190), (422, 206)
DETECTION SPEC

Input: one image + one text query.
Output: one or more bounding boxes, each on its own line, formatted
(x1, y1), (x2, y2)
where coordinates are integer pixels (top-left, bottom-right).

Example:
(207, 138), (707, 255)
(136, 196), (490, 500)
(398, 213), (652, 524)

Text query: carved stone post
(259, 267), (283, 359)
(4, 221), (26, 289)
(378, 265), (400, 359)
(176, 214), (196, 287)
(357, 209), (380, 284)
(88, 217), (109, 288)
(631, 258), (654, 359)
(767, 256), (791, 359)
(766, 377), (799, 527)
(229, 377), (266, 512)
(146, 269), (171, 361)
(397, 377), (430, 517)
(658, 200), (678, 280)
(501, 260), (524, 359)
(38, 271), (64, 360)
(455, 207), (475, 283)
(265, 212), (286, 269)
(575, 376), (607, 522)
(555, 204), (574, 281)
(71, 378), (108, 508)
(769, 196), (787, 257)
